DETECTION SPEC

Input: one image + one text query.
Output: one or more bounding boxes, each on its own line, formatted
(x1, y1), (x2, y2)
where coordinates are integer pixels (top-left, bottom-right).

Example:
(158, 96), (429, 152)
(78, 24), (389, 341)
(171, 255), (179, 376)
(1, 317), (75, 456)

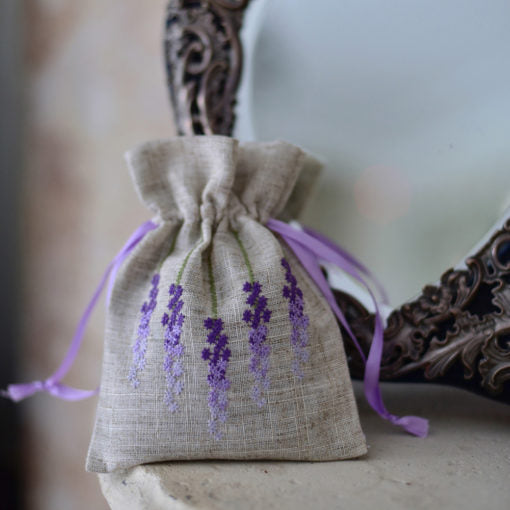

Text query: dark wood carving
(339, 218), (510, 403)
(164, 0), (250, 136)
(164, 0), (510, 404)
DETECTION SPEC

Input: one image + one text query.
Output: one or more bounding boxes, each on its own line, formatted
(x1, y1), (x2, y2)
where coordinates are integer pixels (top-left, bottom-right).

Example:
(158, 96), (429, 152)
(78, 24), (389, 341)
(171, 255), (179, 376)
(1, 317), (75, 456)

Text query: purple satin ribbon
(2, 215), (428, 438)
(267, 219), (429, 438)
(1, 220), (158, 402)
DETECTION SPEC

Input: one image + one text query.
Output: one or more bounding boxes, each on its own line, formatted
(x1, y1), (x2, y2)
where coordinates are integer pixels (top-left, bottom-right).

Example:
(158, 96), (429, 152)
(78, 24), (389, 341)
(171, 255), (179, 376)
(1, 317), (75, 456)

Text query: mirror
(237, 0), (510, 305)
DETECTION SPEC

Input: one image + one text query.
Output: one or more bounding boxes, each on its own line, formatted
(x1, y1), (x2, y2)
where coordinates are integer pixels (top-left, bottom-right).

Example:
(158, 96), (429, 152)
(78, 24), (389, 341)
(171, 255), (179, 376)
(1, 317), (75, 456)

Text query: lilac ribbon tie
(2, 214), (428, 438)
(267, 218), (429, 438)
(1, 220), (158, 403)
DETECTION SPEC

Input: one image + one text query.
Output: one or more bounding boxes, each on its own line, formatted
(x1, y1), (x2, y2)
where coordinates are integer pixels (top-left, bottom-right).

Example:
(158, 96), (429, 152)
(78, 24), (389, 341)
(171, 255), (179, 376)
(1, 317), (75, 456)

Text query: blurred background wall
(3, 1), (173, 508)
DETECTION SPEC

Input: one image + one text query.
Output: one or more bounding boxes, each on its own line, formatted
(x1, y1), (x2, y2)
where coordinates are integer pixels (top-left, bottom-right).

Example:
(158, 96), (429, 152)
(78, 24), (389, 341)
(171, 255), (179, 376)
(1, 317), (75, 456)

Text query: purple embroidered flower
(281, 258), (310, 379)
(201, 317), (231, 440)
(161, 284), (186, 412)
(128, 273), (160, 388)
(242, 281), (272, 407)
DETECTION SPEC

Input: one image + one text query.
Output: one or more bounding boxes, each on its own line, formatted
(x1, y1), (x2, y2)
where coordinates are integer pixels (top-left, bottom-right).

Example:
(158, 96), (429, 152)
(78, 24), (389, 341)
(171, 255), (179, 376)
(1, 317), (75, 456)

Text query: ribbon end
(1, 383), (39, 402)
(48, 383), (100, 401)
(397, 416), (429, 438)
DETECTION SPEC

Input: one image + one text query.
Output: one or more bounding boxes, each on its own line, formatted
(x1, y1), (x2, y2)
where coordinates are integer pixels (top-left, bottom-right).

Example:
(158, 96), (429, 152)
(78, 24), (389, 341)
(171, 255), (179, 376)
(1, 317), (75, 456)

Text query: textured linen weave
(86, 136), (367, 472)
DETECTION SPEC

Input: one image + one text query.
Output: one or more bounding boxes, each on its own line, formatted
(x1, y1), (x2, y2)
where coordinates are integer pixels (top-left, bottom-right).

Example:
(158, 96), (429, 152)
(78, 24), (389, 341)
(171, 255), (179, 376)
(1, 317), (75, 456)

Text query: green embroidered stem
(156, 222), (197, 284)
(157, 230), (179, 271)
(232, 230), (254, 284)
(207, 251), (218, 319)
(176, 245), (195, 285)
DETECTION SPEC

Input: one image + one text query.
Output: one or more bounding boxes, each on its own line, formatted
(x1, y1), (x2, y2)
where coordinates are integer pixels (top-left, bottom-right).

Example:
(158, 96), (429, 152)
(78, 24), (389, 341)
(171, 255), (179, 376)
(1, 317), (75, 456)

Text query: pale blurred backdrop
(3, 1), (510, 509)
(4, 1), (172, 509)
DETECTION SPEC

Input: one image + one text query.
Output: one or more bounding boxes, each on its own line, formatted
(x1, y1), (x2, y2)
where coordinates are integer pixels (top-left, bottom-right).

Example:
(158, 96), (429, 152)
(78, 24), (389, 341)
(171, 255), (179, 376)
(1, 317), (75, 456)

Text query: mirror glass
(237, 0), (510, 305)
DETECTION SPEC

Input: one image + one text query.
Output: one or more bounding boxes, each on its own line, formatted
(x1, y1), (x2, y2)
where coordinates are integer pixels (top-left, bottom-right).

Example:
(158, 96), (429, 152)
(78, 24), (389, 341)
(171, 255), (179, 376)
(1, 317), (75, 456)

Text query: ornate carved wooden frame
(164, 0), (248, 136)
(164, 0), (510, 403)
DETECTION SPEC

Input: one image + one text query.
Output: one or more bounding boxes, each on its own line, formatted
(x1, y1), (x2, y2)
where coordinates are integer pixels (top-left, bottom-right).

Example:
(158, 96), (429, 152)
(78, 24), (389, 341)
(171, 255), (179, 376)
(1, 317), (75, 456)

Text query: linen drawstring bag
(2, 136), (427, 473)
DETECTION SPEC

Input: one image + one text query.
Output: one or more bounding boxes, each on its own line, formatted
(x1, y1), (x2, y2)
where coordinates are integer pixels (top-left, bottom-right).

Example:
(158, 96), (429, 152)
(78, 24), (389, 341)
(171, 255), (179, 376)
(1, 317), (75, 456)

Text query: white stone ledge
(98, 382), (510, 510)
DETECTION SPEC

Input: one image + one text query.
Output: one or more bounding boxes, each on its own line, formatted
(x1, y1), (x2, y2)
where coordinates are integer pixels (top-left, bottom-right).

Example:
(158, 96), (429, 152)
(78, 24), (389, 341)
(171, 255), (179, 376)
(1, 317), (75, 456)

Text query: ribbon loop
(1, 220), (158, 403)
(267, 218), (428, 438)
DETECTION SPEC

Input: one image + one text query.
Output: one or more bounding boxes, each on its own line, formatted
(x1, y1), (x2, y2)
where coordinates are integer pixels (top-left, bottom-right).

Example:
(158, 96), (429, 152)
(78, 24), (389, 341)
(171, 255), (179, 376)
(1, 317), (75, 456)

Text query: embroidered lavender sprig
(128, 273), (160, 388)
(232, 230), (273, 406)
(242, 281), (272, 407)
(281, 258), (310, 379)
(161, 284), (185, 412)
(202, 317), (231, 440)
(159, 244), (197, 410)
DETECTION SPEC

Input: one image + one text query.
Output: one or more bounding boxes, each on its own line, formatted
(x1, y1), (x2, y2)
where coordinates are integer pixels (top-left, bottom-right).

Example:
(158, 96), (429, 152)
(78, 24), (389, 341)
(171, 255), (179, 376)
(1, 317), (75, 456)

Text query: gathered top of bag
(127, 136), (322, 227)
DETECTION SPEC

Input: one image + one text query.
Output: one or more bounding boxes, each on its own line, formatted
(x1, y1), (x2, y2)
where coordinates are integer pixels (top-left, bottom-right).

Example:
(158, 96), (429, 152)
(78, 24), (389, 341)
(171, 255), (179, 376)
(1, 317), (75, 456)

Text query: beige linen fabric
(86, 136), (367, 472)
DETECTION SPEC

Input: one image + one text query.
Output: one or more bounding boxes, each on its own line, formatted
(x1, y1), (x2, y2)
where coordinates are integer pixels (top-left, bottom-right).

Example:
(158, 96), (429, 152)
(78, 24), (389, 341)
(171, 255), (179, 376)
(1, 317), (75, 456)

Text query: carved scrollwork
(164, 0), (249, 136)
(342, 219), (510, 403)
